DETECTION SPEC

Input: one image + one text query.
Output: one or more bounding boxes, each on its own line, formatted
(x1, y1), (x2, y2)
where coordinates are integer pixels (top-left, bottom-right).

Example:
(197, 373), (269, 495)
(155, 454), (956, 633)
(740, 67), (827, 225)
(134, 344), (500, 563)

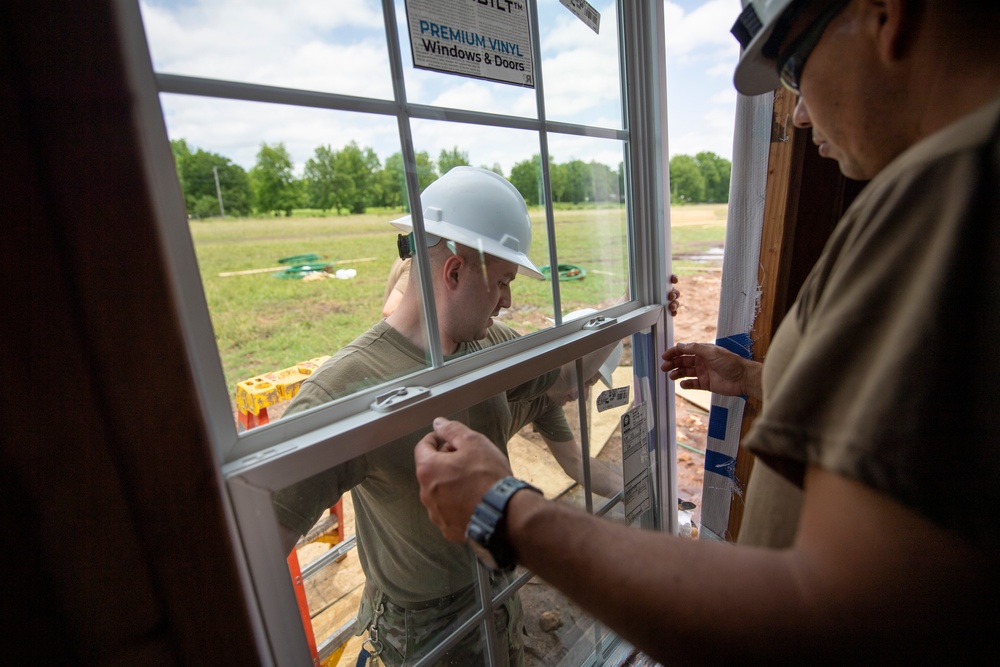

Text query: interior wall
(1, 2), (260, 663)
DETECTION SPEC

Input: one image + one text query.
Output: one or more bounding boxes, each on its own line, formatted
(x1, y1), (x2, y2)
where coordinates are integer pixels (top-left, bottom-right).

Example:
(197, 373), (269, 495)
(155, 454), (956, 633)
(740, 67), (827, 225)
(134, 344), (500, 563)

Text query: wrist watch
(465, 476), (541, 571)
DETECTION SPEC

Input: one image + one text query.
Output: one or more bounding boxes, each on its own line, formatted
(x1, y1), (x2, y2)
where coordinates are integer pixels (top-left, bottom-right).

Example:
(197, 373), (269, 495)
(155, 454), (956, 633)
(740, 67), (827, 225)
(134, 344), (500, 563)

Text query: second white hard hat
(730, 0), (799, 95)
(391, 166), (544, 280)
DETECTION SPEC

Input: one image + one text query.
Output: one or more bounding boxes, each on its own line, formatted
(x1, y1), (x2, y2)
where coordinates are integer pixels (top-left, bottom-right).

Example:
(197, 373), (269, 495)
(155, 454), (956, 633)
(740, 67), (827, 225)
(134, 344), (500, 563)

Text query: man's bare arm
(415, 418), (996, 664)
(541, 434), (621, 499)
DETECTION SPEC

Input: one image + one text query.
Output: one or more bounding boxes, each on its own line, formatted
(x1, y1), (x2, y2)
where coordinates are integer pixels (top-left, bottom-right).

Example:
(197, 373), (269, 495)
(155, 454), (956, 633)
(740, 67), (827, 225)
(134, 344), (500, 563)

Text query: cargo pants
(356, 576), (525, 666)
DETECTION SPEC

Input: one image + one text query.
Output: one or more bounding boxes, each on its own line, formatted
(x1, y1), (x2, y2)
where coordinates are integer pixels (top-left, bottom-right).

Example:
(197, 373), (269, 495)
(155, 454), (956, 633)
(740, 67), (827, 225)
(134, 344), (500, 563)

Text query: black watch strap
(465, 477), (541, 571)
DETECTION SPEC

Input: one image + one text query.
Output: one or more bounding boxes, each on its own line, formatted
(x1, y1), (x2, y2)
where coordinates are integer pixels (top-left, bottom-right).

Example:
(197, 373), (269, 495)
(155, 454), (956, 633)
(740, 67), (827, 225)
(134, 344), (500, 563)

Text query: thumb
(432, 416), (466, 445)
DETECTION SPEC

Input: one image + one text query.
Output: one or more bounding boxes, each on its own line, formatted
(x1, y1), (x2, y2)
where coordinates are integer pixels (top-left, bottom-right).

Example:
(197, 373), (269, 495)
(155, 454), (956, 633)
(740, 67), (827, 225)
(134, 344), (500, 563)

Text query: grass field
(190, 203), (727, 393)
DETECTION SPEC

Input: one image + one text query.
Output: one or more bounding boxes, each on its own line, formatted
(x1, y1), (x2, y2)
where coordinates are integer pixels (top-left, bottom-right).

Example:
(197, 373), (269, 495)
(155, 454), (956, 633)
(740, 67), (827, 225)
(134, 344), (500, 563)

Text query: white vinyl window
(120, 0), (675, 664)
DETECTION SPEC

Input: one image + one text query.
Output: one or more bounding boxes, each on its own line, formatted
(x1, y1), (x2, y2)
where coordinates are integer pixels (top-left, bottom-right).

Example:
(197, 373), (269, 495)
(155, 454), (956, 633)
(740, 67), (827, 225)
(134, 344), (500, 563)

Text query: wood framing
(725, 90), (867, 541)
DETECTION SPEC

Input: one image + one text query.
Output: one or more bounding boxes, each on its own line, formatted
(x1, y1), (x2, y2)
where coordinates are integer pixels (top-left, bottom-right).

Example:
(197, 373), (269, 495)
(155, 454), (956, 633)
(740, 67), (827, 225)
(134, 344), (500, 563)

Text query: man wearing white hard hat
(414, 2), (1000, 664)
(274, 166), (624, 666)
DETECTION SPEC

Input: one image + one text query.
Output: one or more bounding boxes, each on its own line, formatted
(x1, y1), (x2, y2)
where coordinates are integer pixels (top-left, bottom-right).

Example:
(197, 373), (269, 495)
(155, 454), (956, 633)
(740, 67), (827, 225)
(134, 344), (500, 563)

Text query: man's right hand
(661, 342), (762, 399)
(414, 417), (513, 543)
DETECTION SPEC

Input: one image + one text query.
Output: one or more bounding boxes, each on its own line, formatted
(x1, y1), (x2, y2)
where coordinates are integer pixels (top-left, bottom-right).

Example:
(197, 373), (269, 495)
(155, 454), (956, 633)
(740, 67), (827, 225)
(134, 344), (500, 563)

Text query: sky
(139, 0), (743, 176)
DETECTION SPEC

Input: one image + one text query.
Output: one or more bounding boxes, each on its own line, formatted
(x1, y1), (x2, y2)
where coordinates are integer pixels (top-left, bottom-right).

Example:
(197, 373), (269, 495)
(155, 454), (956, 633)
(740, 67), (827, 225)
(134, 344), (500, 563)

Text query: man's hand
(661, 342), (762, 399)
(667, 273), (680, 317)
(414, 417), (514, 542)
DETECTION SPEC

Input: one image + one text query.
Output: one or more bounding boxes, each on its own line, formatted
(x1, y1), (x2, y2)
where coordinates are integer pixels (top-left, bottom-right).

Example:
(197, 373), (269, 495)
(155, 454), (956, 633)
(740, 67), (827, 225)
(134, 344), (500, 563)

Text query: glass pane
(158, 95), (429, 424)
(537, 1), (624, 129)
(273, 340), (637, 664)
(510, 343), (632, 508)
(516, 568), (603, 667)
(546, 135), (630, 317)
(409, 120), (556, 344)
(139, 0), (394, 99)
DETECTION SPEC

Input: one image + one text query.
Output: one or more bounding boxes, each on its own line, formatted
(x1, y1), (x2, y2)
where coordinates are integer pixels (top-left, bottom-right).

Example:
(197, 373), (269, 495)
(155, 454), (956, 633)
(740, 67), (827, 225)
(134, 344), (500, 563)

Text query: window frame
(115, 0), (676, 664)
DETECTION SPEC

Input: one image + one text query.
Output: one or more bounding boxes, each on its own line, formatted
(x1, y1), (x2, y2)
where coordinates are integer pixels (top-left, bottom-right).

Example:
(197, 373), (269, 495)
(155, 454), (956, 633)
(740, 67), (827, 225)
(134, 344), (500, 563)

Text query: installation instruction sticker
(559, 0), (600, 34)
(621, 403), (651, 522)
(596, 386), (629, 412)
(404, 0), (535, 87)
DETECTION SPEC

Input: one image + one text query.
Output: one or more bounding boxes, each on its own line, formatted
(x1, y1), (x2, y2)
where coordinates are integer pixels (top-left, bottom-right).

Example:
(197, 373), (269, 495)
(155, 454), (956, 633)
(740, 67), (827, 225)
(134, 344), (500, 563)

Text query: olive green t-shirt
(273, 320), (562, 603)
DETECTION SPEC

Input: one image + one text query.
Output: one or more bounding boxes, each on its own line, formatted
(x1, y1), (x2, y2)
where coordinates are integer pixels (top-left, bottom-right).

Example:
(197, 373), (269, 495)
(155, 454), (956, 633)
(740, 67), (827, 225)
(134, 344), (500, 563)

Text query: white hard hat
(564, 308), (623, 389)
(391, 166), (544, 280)
(730, 0), (801, 96)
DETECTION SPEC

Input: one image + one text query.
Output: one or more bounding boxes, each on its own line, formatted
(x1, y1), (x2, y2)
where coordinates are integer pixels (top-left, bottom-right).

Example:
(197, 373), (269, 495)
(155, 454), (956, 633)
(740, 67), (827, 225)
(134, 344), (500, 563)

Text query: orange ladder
(235, 357), (347, 666)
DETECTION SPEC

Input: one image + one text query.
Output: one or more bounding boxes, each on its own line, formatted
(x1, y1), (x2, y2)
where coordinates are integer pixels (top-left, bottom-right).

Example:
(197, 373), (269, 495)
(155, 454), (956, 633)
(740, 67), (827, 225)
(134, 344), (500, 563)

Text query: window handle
(371, 386), (430, 413)
(583, 316), (617, 330)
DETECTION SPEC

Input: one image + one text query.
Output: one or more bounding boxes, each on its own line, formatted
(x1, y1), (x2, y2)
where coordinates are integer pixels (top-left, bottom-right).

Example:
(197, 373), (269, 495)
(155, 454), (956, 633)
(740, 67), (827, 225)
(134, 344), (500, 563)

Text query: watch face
(466, 477), (538, 572)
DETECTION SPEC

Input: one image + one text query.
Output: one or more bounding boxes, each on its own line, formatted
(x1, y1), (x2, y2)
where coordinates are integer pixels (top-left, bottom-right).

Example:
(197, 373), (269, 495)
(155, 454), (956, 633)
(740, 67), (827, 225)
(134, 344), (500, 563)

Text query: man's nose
(499, 285), (511, 309)
(792, 94), (812, 128)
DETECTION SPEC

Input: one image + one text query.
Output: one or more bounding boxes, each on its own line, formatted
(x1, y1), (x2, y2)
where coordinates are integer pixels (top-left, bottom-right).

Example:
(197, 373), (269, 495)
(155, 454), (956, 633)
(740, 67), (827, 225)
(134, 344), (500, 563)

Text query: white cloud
(709, 86), (738, 105)
(663, 0), (741, 57)
(663, 0), (742, 159)
(142, 0), (739, 172)
(139, 0), (393, 98)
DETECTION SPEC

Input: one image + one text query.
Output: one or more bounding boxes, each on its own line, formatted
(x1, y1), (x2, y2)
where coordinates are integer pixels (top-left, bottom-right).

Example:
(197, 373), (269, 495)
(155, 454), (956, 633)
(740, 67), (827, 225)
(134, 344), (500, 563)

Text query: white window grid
(114, 0), (677, 664)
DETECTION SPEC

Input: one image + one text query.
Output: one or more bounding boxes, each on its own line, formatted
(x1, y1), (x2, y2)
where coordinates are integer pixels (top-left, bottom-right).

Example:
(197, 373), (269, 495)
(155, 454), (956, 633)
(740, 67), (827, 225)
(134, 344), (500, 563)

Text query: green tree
(509, 155), (543, 206)
(380, 152), (407, 209)
(669, 154), (706, 204)
(304, 145), (338, 212)
(617, 162), (626, 203)
(250, 142), (299, 215)
(378, 151), (438, 212)
(170, 138), (191, 196)
(563, 159), (592, 204)
(170, 139), (251, 217)
(437, 146), (470, 176)
(588, 160), (616, 203)
(549, 160), (568, 203)
(695, 151), (732, 203)
(414, 151), (439, 193)
(333, 142), (382, 214)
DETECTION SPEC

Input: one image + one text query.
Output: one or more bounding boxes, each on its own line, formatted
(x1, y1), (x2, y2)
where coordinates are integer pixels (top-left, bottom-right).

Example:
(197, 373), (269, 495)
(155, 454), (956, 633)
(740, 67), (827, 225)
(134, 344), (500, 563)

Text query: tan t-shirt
(740, 96), (1000, 552)
(381, 257), (410, 306)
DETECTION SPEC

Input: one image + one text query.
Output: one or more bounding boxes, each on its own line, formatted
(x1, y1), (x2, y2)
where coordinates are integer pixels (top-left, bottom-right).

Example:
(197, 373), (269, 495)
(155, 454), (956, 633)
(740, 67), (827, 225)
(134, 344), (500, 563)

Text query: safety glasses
(777, 0), (849, 92)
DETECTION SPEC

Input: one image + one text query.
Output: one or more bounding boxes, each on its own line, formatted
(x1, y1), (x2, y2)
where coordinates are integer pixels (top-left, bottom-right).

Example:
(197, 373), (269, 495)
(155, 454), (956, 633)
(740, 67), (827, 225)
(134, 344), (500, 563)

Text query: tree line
(170, 139), (730, 218)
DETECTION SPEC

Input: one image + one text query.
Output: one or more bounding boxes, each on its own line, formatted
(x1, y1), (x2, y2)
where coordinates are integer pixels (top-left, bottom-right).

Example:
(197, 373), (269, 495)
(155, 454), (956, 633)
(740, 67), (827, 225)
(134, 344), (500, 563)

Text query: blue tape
(704, 449), (736, 480)
(716, 333), (753, 360)
(708, 405), (729, 441)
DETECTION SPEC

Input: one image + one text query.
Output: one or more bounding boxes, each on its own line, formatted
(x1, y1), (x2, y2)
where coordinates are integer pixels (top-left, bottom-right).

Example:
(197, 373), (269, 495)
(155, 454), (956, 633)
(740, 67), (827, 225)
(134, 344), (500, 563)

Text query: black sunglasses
(777, 0), (850, 92)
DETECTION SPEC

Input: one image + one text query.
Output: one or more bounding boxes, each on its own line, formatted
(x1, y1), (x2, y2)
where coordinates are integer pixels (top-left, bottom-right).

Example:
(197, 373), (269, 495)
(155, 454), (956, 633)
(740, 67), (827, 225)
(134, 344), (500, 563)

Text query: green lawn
(190, 204), (726, 393)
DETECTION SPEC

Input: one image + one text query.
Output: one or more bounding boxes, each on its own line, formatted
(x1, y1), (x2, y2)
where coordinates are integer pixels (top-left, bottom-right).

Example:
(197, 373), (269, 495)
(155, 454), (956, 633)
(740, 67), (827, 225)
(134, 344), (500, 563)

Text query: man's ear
(442, 253), (464, 291)
(874, 0), (919, 61)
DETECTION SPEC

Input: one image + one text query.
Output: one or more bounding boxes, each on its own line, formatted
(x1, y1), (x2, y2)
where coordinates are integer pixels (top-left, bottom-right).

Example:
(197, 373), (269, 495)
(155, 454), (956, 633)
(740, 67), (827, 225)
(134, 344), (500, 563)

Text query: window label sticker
(621, 403), (651, 522)
(596, 386), (629, 412)
(559, 0), (600, 34)
(404, 0), (535, 87)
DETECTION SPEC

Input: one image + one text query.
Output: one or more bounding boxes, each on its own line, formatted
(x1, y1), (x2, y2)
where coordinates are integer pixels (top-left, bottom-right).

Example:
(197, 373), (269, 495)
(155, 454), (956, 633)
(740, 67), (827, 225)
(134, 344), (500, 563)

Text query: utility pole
(213, 165), (226, 217)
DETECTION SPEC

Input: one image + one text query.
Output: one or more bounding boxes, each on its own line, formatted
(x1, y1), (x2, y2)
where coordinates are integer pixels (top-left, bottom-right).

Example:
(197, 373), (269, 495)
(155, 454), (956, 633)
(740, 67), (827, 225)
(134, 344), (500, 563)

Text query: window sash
(115, 0), (676, 664)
